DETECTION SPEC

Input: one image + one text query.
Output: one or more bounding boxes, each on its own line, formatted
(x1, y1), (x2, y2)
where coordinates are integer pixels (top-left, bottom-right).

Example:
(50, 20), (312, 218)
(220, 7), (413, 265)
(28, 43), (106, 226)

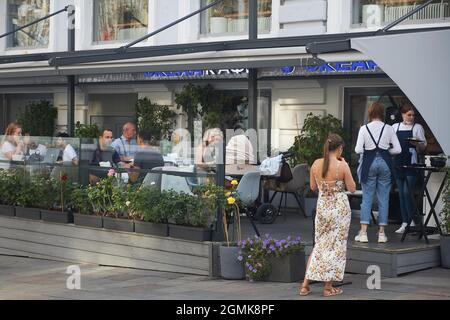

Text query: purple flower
(287, 236), (292, 241)
(269, 245), (275, 251)
(296, 236), (301, 241)
(237, 256), (243, 261)
(252, 269), (257, 273)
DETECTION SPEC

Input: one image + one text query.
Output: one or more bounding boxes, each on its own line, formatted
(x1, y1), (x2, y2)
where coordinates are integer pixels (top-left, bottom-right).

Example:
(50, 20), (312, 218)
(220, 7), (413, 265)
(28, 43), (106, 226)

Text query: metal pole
(67, 6), (75, 137)
(248, 69), (258, 131)
(212, 140), (226, 242)
(249, 0), (258, 40)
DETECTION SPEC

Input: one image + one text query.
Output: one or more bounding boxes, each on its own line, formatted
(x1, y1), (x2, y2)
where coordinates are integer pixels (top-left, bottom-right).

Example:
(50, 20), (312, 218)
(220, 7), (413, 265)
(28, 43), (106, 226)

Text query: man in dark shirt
(89, 128), (120, 183)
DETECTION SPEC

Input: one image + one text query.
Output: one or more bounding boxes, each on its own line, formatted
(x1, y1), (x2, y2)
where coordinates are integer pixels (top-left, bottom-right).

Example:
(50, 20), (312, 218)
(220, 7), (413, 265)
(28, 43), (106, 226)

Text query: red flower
(60, 174), (68, 182)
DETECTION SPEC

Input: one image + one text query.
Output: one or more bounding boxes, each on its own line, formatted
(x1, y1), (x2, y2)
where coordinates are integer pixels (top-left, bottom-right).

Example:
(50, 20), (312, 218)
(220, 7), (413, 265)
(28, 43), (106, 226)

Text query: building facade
(0, 0), (449, 157)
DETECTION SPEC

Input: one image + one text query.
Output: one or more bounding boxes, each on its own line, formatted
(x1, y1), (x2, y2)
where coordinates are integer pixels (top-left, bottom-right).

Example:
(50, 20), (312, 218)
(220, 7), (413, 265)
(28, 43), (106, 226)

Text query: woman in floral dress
(299, 134), (356, 297)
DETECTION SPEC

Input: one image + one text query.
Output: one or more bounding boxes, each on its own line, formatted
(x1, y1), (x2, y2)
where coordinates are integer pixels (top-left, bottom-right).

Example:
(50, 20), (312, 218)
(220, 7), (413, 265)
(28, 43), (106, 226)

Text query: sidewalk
(1, 255), (450, 300)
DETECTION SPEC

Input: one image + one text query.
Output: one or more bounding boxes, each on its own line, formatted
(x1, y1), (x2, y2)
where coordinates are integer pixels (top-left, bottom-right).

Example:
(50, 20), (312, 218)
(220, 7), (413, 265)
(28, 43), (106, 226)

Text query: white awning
(0, 46), (368, 78)
(351, 29), (450, 155)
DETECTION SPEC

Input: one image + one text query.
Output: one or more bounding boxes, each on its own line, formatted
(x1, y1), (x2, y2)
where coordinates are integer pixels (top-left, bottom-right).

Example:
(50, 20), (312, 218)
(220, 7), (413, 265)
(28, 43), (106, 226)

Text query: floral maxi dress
(305, 174), (352, 282)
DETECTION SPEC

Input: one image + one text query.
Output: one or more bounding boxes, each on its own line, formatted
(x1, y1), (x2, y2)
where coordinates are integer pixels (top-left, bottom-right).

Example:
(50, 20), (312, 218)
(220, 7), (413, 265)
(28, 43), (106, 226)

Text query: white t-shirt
(0, 141), (16, 169)
(392, 122), (427, 164)
(355, 121), (402, 155)
(63, 144), (78, 162)
(226, 134), (256, 164)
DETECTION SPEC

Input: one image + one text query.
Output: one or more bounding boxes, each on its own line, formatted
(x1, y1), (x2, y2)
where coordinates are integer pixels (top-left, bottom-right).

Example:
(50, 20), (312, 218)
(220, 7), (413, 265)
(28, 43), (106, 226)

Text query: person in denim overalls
(355, 102), (402, 243)
(393, 104), (427, 234)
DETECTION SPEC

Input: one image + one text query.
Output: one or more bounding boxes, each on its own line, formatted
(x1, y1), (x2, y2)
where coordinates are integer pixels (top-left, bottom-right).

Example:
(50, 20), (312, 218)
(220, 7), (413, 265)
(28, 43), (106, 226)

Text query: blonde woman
(195, 127), (224, 168)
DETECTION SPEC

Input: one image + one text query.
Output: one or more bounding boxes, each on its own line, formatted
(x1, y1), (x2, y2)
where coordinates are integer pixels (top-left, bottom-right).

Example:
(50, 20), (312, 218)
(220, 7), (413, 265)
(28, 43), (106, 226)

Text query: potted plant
(132, 186), (169, 237)
(210, 1), (228, 34)
(167, 190), (215, 242)
(238, 234), (305, 282)
(41, 172), (74, 224)
(288, 113), (348, 216)
(199, 181), (246, 279)
(15, 172), (45, 220)
(71, 184), (102, 228)
(102, 170), (135, 232)
(17, 100), (57, 136)
(440, 166), (450, 268)
(135, 97), (177, 143)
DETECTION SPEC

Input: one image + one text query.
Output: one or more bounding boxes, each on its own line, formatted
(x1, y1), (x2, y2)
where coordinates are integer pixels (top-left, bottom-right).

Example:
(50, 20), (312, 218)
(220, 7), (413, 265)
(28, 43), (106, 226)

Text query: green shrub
(17, 100), (57, 136)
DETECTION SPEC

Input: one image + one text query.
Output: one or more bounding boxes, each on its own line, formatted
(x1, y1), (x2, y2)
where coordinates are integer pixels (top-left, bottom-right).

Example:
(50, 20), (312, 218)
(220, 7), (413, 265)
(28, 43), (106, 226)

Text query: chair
(236, 171), (261, 206)
(266, 164), (308, 218)
(236, 171), (262, 236)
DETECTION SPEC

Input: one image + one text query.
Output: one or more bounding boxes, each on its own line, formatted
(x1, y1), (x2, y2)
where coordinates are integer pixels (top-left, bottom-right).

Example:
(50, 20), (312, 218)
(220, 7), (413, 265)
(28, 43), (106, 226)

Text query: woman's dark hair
(322, 133), (345, 178)
(138, 130), (153, 144)
(368, 102), (385, 122)
(400, 103), (415, 114)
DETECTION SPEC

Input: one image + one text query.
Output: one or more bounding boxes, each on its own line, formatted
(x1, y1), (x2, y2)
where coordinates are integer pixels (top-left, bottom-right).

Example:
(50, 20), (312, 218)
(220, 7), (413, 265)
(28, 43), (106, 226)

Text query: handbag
(276, 161), (293, 183)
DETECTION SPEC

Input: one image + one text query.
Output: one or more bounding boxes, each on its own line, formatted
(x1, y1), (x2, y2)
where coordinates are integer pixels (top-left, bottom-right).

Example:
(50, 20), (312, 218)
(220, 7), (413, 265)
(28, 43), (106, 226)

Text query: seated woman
(0, 122), (25, 169)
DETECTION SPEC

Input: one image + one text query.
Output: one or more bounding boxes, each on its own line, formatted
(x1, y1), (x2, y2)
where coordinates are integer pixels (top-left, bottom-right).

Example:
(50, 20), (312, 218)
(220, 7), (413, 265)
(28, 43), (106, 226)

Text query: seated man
(89, 128), (120, 184)
(226, 124), (256, 165)
(55, 132), (79, 166)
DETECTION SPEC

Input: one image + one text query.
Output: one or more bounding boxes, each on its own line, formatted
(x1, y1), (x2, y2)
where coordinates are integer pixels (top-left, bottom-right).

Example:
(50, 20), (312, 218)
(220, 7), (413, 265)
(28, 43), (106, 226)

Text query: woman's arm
(355, 127), (365, 154)
(309, 161), (318, 191)
(389, 127), (402, 155)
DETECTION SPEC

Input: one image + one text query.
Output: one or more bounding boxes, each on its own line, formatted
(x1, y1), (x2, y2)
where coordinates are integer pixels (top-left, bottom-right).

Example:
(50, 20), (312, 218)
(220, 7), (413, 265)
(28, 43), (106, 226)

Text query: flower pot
(15, 207), (41, 220)
(210, 17), (228, 34)
(169, 224), (212, 242)
(304, 197), (318, 217)
(73, 213), (103, 228)
(265, 251), (306, 283)
(103, 216), (134, 232)
(0, 205), (15, 217)
(134, 220), (169, 237)
(441, 234), (450, 268)
(41, 210), (73, 224)
(220, 245), (245, 280)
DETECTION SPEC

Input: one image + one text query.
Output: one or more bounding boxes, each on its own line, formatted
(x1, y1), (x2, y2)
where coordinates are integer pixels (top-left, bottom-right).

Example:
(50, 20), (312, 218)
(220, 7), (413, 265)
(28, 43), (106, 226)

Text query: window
(352, 0), (450, 28)
(93, 0), (148, 42)
(200, 0), (272, 35)
(6, 0), (50, 48)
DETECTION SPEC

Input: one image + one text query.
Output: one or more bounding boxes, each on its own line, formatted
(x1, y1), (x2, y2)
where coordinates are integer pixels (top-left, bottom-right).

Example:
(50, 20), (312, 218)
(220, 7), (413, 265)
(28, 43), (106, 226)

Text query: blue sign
(303, 60), (378, 73)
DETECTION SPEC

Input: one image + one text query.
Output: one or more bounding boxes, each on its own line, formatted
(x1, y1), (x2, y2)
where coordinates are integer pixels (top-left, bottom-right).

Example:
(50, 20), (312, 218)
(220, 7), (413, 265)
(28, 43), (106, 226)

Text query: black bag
(27, 152), (43, 163)
(276, 161), (293, 183)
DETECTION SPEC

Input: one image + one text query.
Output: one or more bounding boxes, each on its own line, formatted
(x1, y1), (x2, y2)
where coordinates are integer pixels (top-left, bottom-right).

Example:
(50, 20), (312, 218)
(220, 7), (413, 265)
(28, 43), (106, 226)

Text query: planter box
(265, 251), (306, 283)
(220, 245), (245, 280)
(41, 210), (73, 224)
(0, 205), (15, 217)
(441, 235), (450, 269)
(169, 224), (212, 242)
(134, 221), (169, 237)
(103, 216), (134, 232)
(73, 213), (103, 228)
(15, 207), (41, 220)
